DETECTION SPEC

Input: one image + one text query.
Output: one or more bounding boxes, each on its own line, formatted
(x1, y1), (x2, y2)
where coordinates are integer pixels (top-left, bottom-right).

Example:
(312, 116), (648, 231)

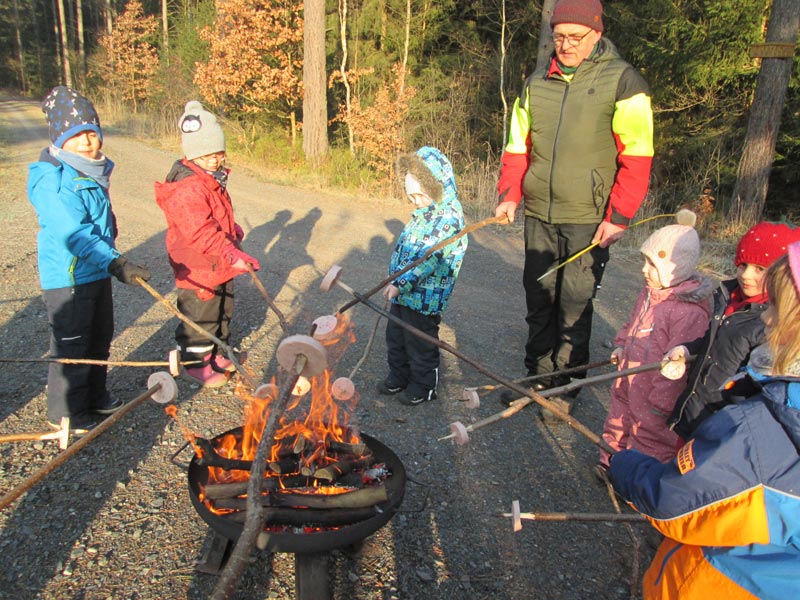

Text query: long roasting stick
(0, 383), (165, 511)
(246, 264), (290, 334)
(439, 357), (694, 441)
(468, 359), (613, 395)
(0, 357), (200, 368)
(326, 272), (616, 454)
(337, 214), (508, 314)
(136, 278), (257, 389)
(210, 353), (308, 600)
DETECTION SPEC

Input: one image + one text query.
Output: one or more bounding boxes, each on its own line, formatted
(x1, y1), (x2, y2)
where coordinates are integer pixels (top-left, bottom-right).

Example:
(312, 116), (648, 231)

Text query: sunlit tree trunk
(338, 0), (354, 154)
(499, 0), (508, 138)
(161, 0), (169, 63)
(728, 0), (800, 223)
(535, 0), (556, 72)
(400, 0), (410, 97)
(76, 0), (86, 83)
(56, 0), (71, 85)
(12, 0), (28, 92)
(105, 0), (112, 34)
(302, 0), (329, 165)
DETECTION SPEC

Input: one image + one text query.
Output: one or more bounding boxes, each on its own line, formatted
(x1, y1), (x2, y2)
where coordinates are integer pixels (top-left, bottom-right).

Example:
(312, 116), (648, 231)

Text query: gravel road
(0, 94), (653, 600)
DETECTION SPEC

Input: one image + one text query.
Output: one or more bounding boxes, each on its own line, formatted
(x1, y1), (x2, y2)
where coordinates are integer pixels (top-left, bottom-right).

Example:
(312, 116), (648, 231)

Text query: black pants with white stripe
(385, 303), (441, 398)
(43, 277), (114, 421)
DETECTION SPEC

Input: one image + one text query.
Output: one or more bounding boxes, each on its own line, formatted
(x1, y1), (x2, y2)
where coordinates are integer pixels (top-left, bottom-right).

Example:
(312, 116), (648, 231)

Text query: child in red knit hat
(665, 221), (800, 439)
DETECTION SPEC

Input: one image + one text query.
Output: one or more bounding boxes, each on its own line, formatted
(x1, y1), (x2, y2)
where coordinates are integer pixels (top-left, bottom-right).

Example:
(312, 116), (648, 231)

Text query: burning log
(326, 439), (367, 456)
(223, 506), (379, 527)
(213, 485), (387, 511)
(301, 456), (374, 481)
(203, 475), (315, 500)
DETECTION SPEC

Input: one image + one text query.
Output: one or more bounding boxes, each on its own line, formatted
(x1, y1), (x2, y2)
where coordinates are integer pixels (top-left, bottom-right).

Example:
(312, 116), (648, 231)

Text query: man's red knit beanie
(551, 0), (604, 32)
(735, 222), (800, 268)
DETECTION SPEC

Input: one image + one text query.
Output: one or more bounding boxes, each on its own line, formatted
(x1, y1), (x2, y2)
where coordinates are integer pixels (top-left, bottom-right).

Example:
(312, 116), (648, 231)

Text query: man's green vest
(522, 39), (631, 224)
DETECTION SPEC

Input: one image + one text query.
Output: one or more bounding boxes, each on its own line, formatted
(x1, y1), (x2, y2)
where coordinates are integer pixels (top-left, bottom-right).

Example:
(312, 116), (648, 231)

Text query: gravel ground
(0, 95), (655, 600)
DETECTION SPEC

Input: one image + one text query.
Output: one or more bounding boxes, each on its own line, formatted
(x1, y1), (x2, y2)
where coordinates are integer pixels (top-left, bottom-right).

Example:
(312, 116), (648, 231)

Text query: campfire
(176, 313), (406, 552)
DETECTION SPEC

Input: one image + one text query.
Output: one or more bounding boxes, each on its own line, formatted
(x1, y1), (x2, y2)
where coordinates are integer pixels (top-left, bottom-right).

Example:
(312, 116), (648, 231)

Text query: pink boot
(183, 354), (229, 388)
(211, 352), (237, 373)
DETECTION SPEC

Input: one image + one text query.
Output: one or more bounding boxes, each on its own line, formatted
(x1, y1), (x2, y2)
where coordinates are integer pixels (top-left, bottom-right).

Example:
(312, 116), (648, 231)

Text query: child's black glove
(108, 256), (151, 286)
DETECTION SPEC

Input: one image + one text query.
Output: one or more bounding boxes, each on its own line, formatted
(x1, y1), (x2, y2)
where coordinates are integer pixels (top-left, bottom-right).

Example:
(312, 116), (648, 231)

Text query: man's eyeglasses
(552, 30), (593, 48)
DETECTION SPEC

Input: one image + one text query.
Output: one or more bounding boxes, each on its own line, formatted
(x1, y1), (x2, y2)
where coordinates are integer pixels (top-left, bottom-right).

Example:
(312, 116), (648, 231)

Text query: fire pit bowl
(188, 428), (406, 554)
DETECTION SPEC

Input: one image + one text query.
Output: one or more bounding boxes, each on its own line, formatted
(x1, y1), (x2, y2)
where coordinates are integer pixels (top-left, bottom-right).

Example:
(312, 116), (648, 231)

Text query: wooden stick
(211, 352), (307, 600)
(468, 359), (613, 395)
(0, 383), (164, 511)
(0, 357), (200, 368)
(135, 278), (257, 389)
(504, 511), (646, 523)
(337, 214), (508, 314)
(246, 264), (290, 334)
(330, 275), (615, 454)
(222, 506), (378, 527)
(440, 357), (694, 442)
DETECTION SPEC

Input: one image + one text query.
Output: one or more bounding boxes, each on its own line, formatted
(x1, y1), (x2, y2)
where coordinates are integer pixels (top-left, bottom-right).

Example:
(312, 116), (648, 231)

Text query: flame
(204, 313), (365, 499)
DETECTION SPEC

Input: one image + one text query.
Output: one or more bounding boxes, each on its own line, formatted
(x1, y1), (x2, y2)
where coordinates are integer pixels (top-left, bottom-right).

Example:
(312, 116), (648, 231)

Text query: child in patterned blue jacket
(378, 147), (468, 406)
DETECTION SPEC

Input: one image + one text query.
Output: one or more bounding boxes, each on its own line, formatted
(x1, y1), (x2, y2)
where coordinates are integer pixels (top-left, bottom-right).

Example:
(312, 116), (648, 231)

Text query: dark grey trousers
(175, 281), (234, 363)
(522, 217), (608, 379)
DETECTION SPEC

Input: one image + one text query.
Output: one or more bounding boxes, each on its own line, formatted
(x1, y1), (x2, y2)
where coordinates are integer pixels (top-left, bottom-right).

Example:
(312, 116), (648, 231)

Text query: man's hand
(592, 221), (626, 248)
(495, 201), (518, 224)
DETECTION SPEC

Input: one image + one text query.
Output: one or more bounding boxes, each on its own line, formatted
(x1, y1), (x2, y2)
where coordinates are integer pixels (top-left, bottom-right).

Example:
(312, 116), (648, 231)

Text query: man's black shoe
(500, 381), (547, 406)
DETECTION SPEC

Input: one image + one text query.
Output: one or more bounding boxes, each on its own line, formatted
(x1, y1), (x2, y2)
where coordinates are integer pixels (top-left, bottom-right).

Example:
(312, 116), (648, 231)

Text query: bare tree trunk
(302, 0), (329, 166)
(400, 0), (410, 97)
(536, 0), (556, 72)
(728, 0), (799, 223)
(105, 0), (112, 34)
(499, 0), (508, 137)
(161, 0), (169, 63)
(12, 0), (28, 93)
(56, 0), (71, 86)
(337, 0), (354, 154)
(76, 0), (86, 84)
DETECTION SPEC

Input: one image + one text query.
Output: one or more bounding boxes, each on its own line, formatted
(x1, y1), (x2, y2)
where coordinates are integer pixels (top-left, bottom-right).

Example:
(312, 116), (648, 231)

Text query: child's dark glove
(234, 223), (245, 242)
(108, 256), (151, 286)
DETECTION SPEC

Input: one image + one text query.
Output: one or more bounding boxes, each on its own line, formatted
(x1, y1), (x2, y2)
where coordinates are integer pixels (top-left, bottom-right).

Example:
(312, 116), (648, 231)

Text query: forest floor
(0, 94), (666, 600)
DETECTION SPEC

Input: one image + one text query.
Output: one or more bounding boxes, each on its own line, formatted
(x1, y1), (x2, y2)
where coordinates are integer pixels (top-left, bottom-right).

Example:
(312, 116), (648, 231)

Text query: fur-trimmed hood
(395, 147), (457, 208)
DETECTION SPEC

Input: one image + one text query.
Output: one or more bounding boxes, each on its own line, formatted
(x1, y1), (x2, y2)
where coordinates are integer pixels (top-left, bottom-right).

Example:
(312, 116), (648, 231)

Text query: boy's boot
(184, 353), (229, 388)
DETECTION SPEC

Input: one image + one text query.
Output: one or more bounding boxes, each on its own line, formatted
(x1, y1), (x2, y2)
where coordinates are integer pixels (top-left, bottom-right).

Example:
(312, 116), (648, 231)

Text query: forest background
(1, 0), (798, 239)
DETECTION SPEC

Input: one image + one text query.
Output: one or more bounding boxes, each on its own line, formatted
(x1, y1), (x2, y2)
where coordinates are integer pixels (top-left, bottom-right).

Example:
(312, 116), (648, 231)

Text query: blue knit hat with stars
(41, 86), (103, 148)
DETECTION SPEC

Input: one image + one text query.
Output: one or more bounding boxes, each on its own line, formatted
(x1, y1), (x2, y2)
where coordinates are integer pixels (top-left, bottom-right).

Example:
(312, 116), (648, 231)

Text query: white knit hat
(179, 101), (225, 160)
(640, 209), (699, 287)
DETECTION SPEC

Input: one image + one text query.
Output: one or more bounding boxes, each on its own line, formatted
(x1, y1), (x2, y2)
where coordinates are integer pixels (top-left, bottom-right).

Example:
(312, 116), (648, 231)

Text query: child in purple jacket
(598, 210), (714, 474)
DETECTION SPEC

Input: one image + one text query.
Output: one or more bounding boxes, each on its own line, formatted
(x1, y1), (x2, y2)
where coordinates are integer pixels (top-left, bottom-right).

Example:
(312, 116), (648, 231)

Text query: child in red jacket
(154, 101), (260, 387)
(598, 210), (714, 474)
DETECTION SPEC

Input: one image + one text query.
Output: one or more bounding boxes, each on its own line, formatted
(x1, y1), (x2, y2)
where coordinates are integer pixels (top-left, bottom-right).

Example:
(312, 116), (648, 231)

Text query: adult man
(496, 0), (653, 401)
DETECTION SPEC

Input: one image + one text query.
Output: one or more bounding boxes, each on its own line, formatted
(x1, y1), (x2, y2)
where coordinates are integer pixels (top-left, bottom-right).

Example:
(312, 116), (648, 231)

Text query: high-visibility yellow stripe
(613, 92), (654, 156)
(504, 96), (531, 154)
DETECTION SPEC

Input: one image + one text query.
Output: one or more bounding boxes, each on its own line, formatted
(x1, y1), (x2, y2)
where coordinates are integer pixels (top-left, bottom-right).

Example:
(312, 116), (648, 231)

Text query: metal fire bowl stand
(186, 430), (407, 599)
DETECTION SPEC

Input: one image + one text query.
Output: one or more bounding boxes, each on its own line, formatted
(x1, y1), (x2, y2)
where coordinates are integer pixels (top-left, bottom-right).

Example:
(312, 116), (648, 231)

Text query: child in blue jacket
(378, 147), (467, 406)
(27, 86), (150, 433)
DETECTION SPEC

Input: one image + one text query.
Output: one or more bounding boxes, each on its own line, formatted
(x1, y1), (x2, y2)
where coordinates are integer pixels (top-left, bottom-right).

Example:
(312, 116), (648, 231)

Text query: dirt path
(0, 95), (649, 600)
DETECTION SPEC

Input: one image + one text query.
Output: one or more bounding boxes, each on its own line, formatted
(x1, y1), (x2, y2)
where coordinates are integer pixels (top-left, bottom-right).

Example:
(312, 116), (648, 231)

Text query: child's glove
(225, 247), (260, 273)
(108, 256), (151, 286)
(234, 223), (245, 242)
(610, 347), (623, 365)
